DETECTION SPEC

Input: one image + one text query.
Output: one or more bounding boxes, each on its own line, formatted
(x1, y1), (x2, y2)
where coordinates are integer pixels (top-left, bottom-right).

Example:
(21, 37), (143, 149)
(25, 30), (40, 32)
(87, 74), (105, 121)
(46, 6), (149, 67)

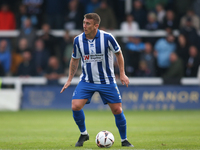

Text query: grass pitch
(0, 110), (200, 150)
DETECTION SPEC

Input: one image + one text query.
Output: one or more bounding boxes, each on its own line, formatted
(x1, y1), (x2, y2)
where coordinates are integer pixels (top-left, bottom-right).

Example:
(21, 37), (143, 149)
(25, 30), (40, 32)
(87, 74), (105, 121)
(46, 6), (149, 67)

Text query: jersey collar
(83, 29), (100, 42)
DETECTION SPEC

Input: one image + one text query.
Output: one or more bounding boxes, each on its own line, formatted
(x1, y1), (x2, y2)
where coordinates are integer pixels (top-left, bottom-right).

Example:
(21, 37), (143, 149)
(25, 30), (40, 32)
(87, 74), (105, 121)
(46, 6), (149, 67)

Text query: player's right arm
(60, 57), (80, 93)
(60, 36), (81, 93)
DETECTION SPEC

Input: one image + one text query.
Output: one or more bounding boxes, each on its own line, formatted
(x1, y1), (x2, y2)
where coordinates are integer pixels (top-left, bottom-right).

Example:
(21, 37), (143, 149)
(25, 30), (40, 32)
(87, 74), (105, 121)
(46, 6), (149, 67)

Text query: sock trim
(121, 138), (127, 142)
(81, 130), (88, 135)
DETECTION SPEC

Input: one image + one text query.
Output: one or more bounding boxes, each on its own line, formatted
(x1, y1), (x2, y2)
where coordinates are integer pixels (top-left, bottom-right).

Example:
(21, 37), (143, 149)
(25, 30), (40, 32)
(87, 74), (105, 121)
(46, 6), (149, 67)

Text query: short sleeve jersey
(72, 29), (121, 84)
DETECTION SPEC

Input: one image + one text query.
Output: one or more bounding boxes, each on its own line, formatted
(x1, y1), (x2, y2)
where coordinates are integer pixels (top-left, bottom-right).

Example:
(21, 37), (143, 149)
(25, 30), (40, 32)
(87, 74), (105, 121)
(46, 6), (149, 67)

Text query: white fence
(0, 29), (181, 38)
(1, 77), (200, 91)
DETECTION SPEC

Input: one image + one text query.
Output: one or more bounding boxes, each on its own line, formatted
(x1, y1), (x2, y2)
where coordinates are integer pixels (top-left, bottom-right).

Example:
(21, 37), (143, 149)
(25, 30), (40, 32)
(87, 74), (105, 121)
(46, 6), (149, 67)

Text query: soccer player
(60, 13), (133, 147)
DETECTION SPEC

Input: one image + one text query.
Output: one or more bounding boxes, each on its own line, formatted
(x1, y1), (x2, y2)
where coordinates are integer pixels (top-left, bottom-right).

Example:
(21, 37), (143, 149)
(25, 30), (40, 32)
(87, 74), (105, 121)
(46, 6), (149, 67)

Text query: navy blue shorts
(72, 81), (122, 104)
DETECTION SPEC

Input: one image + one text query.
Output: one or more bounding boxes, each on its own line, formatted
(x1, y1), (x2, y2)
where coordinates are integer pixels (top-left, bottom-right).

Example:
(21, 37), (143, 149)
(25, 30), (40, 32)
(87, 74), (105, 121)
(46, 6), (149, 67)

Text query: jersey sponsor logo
(83, 54), (103, 63)
(84, 55), (90, 60)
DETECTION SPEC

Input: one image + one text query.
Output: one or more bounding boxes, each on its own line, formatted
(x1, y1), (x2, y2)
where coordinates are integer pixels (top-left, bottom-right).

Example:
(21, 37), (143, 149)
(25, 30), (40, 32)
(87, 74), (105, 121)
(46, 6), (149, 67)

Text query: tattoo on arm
(115, 51), (121, 56)
(70, 61), (77, 76)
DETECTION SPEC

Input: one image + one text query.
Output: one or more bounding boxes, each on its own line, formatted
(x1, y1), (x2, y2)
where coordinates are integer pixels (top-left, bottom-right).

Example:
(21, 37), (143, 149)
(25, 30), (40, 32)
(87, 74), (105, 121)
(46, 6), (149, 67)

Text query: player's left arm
(115, 51), (129, 87)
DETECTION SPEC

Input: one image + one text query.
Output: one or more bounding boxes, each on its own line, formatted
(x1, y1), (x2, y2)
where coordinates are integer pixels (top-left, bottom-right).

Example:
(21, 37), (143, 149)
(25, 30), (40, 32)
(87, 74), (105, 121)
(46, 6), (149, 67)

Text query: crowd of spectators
(0, 0), (200, 84)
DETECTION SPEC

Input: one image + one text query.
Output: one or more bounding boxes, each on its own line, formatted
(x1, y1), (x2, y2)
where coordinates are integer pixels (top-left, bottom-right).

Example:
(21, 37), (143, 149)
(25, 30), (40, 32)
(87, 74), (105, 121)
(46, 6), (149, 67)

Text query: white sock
(121, 138), (127, 142)
(81, 130), (88, 135)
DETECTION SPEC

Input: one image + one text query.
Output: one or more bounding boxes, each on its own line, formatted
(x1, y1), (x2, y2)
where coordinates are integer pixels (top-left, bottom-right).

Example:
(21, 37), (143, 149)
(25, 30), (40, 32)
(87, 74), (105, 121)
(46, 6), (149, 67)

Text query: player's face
(83, 18), (98, 36)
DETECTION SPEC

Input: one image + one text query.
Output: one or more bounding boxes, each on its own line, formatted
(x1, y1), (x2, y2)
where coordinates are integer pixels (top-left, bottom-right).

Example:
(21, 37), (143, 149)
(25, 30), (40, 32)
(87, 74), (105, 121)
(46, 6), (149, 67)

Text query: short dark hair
(84, 13), (101, 25)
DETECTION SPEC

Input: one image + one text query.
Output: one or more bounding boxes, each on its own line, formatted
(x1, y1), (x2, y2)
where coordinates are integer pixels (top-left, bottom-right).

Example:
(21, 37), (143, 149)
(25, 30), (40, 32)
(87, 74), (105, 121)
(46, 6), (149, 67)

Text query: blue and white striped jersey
(72, 29), (121, 84)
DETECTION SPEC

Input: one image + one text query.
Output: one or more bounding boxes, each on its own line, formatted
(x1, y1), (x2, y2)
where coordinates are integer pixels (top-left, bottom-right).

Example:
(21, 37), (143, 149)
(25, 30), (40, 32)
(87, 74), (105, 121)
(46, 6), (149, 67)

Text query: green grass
(0, 110), (200, 150)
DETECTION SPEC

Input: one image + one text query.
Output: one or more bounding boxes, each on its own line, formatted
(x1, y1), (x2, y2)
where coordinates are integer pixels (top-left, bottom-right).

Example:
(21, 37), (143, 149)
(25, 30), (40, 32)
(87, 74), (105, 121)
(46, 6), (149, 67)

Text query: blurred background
(0, 0), (200, 111)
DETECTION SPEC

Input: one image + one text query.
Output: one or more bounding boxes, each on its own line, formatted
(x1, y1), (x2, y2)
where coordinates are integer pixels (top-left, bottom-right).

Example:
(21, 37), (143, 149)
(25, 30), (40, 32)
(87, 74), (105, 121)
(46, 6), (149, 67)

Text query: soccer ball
(95, 130), (114, 148)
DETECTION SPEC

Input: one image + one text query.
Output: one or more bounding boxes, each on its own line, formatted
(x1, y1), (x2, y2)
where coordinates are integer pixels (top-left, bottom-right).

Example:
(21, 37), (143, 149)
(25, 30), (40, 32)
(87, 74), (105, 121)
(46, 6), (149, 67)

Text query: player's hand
(120, 73), (129, 87)
(60, 80), (71, 93)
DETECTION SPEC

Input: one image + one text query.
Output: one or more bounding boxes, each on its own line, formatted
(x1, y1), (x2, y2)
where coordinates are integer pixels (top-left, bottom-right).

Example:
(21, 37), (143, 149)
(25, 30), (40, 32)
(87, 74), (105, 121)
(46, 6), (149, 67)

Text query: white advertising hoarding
(0, 90), (21, 111)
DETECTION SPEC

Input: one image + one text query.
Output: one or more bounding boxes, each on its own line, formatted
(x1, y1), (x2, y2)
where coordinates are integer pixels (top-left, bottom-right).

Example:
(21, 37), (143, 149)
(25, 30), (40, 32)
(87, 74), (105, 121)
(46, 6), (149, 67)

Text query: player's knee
(72, 104), (81, 111)
(112, 107), (122, 115)
(71, 102), (82, 111)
